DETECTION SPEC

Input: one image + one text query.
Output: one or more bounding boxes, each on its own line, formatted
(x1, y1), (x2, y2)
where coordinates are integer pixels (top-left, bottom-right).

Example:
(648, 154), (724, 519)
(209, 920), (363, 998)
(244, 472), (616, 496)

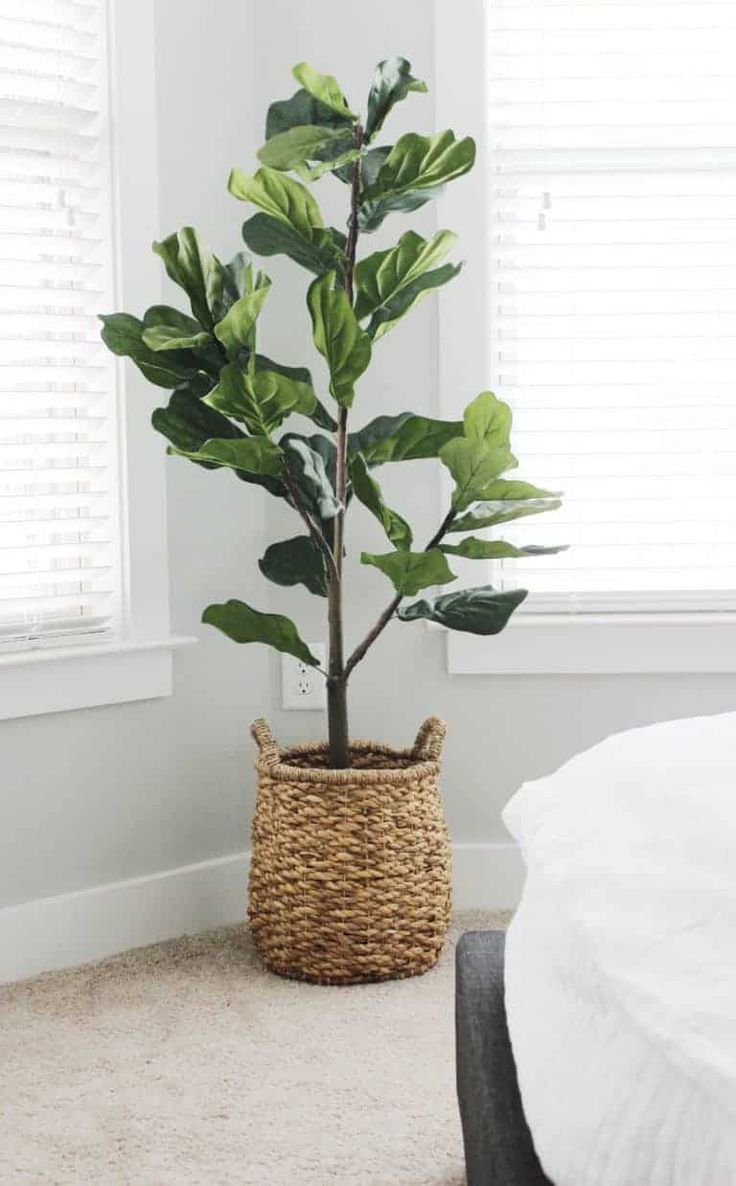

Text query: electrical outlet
(281, 643), (327, 711)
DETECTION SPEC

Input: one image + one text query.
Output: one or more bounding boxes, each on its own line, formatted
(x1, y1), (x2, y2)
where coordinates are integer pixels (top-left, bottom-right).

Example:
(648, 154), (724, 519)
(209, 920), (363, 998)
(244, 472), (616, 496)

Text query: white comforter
(503, 712), (736, 1186)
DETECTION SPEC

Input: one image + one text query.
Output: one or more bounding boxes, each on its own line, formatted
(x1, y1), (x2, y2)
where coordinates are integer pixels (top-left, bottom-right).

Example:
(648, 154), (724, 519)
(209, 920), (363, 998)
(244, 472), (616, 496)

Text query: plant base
(248, 717), (452, 986)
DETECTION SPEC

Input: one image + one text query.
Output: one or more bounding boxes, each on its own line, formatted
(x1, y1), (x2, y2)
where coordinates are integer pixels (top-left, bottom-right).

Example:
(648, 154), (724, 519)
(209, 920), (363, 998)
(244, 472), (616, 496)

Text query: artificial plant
(100, 58), (562, 768)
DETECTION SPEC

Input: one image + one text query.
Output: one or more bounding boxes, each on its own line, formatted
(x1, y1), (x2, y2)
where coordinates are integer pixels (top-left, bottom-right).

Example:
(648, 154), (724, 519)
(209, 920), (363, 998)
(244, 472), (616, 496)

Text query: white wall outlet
(281, 643), (327, 711)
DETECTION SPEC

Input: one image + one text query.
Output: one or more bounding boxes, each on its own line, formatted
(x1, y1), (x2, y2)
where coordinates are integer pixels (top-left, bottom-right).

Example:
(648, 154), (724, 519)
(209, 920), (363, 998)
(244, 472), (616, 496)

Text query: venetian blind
(0, 0), (120, 650)
(487, 0), (736, 612)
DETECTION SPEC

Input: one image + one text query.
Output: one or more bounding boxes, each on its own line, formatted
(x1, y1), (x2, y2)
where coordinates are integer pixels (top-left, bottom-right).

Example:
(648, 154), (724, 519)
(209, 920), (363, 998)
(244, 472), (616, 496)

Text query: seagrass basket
(248, 716), (452, 985)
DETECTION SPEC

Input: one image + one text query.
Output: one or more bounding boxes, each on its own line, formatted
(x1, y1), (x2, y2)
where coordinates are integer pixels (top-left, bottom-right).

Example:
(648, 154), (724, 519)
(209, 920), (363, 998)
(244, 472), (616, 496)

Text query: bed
(457, 712), (736, 1186)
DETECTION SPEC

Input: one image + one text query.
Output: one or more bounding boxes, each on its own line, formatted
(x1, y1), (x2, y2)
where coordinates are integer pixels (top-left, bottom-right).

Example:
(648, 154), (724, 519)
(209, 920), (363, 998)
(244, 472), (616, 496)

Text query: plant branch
(283, 473), (339, 583)
(343, 506), (457, 680)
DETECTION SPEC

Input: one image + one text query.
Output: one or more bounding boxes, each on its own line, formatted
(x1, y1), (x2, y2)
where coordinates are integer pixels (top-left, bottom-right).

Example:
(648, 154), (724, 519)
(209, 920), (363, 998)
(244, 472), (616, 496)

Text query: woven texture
(248, 717), (452, 985)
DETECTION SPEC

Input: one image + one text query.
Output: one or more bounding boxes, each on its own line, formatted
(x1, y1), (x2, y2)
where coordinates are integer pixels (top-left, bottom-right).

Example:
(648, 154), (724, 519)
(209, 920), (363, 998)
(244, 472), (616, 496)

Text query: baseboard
(0, 842), (523, 984)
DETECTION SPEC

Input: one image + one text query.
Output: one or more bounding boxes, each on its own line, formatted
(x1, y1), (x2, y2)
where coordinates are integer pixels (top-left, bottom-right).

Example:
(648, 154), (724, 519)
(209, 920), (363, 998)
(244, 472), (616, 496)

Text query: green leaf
(295, 147), (362, 183)
(355, 230), (461, 339)
(141, 324), (212, 352)
(362, 131), (476, 203)
(365, 57), (428, 142)
(213, 275), (271, 357)
(202, 599), (320, 666)
(152, 227), (230, 329)
(202, 363), (314, 436)
(282, 435), (341, 520)
(307, 273), (371, 407)
(440, 437), (516, 511)
(349, 454), (412, 550)
(348, 412), (463, 464)
(463, 391), (512, 447)
(358, 131), (475, 230)
(440, 538), (566, 559)
(361, 548), (456, 597)
(266, 88), (354, 139)
(259, 536), (327, 597)
(448, 481), (562, 532)
(228, 166), (324, 241)
(284, 431), (337, 490)
(169, 436), (284, 478)
(292, 62), (357, 121)
(398, 586), (527, 634)
(99, 313), (198, 388)
(152, 386), (285, 496)
(258, 125), (350, 171)
(256, 354), (337, 431)
(355, 230), (455, 318)
(240, 212), (344, 276)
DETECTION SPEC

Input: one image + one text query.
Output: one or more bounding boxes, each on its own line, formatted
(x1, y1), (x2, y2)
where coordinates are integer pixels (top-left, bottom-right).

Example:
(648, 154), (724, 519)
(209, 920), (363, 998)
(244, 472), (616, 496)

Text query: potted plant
(100, 58), (562, 984)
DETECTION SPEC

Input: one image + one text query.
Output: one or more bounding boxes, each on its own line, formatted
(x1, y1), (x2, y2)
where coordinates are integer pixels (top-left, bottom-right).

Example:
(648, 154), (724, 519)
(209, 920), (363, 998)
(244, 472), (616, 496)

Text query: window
(434, 0), (736, 672)
(486, 0), (736, 615)
(1, 0), (120, 652)
(0, 0), (185, 719)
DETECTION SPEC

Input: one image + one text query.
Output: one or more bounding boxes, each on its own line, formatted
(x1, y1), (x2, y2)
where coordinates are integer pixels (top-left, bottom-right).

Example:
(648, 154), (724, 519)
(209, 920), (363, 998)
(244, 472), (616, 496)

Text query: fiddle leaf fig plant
(100, 56), (564, 768)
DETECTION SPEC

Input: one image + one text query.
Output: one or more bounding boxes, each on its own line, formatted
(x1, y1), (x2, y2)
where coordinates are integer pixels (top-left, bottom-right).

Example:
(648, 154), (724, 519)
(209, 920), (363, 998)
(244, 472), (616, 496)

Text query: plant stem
(343, 508), (457, 680)
(326, 124), (364, 768)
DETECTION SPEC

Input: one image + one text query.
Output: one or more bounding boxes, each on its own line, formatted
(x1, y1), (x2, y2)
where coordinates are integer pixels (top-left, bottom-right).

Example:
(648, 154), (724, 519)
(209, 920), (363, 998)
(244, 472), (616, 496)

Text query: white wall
(2, 0), (736, 920)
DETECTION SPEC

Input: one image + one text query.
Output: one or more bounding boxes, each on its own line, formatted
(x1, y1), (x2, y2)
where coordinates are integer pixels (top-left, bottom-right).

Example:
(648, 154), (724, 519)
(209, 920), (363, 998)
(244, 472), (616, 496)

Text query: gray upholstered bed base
(456, 930), (553, 1186)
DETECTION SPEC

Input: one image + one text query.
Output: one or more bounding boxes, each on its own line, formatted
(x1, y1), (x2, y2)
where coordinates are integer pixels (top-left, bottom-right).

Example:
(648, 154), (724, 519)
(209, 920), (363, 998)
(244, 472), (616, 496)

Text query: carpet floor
(0, 911), (508, 1186)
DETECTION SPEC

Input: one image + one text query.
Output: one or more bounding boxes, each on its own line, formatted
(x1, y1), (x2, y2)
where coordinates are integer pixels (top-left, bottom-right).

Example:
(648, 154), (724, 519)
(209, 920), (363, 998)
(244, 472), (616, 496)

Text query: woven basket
(247, 716), (452, 985)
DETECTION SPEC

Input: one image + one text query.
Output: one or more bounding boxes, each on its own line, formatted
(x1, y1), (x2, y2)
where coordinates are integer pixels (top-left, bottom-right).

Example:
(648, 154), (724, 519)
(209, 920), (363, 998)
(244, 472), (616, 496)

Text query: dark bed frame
(455, 930), (553, 1186)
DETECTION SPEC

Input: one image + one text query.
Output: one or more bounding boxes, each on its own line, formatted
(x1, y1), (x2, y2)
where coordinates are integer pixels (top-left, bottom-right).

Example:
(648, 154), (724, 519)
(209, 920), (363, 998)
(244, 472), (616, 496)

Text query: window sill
(446, 612), (736, 675)
(0, 636), (196, 722)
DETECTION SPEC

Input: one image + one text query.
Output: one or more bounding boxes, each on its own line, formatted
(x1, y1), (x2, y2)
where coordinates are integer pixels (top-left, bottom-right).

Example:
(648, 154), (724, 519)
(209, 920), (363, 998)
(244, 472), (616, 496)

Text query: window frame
(433, 0), (736, 674)
(0, 0), (193, 721)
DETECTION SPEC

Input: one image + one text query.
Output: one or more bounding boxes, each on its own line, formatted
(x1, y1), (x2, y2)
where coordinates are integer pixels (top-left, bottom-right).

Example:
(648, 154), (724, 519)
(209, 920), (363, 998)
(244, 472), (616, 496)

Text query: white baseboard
(0, 842), (523, 984)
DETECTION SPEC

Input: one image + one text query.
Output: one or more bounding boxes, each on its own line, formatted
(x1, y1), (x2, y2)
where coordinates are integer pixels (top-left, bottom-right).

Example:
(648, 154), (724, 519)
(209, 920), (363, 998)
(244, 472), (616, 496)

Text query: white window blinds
(0, 0), (120, 650)
(487, 0), (736, 612)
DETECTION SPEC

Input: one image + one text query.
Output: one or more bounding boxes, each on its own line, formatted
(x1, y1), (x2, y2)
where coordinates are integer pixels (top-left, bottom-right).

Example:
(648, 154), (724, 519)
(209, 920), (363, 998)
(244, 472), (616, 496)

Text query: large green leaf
(307, 272), (371, 407)
(203, 363), (314, 436)
(440, 427), (516, 511)
(282, 435), (341, 520)
(355, 230), (460, 340)
(228, 167), (324, 242)
(152, 386), (285, 496)
(398, 585), (527, 634)
(365, 57), (427, 142)
(361, 548), (456, 596)
(152, 228), (230, 329)
(258, 125), (350, 171)
(348, 412), (463, 464)
(464, 391), (512, 447)
(213, 275), (271, 357)
(355, 230), (455, 318)
(266, 88), (354, 140)
(362, 131), (476, 203)
(169, 436), (283, 478)
(202, 599), (320, 666)
(349, 454), (412, 550)
(292, 62), (357, 121)
(448, 481), (562, 532)
(440, 538), (566, 559)
(358, 131), (475, 230)
(284, 431), (337, 490)
(139, 306), (211, 353)
(259, 535), (327, 597)
(99, 313), (199, 388)
(241, 212), (344, 277)
(256, 354), (337, 431)
(295, 147), (362, 183)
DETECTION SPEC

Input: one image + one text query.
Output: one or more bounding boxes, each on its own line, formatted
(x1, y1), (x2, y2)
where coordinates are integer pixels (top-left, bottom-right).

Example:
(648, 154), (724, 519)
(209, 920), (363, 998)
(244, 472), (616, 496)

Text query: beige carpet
(0, 911), (508, 1186)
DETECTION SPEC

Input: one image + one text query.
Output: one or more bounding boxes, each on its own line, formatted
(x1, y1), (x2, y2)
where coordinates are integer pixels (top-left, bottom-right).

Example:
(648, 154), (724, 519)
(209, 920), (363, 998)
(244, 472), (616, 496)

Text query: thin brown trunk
(326, 125), (363, 768)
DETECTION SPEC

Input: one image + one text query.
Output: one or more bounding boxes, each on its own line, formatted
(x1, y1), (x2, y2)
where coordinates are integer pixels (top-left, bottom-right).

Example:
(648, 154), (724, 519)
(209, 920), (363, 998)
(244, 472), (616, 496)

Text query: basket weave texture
(248, 716), (452, 985)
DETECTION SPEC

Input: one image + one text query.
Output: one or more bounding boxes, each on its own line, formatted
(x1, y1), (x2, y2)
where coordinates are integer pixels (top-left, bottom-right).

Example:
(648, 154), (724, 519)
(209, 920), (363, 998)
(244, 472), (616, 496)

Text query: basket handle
(412, 715), (447, 762)
(250, 717), (280, 766)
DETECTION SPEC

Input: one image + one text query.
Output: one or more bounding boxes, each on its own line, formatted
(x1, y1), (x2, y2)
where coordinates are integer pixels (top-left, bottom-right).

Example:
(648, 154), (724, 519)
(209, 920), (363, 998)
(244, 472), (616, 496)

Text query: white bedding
(503, 712), (736, 1186)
